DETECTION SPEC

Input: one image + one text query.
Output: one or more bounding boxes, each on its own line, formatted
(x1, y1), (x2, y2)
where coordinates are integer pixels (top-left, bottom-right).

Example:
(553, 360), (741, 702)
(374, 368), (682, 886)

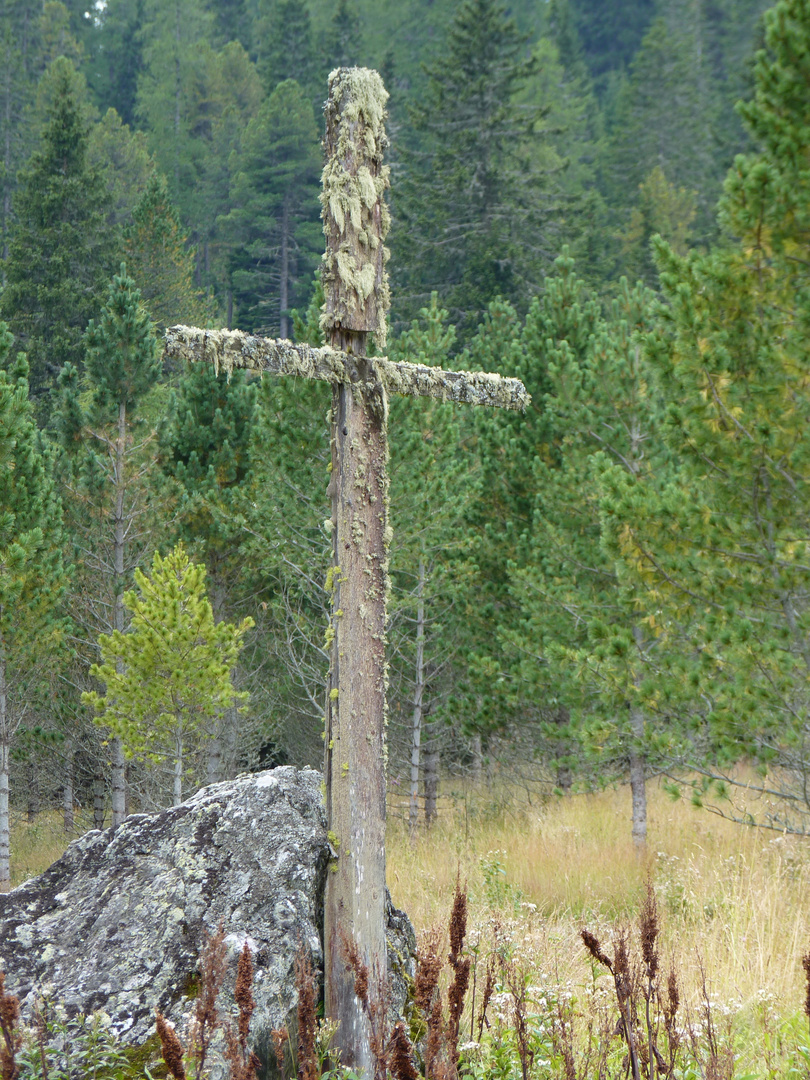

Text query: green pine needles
(83, 543), (254, 806)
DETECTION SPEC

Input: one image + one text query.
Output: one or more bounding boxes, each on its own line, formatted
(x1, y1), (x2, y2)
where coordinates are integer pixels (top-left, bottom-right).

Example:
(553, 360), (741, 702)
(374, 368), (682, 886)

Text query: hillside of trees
(2, 0), (808, 882)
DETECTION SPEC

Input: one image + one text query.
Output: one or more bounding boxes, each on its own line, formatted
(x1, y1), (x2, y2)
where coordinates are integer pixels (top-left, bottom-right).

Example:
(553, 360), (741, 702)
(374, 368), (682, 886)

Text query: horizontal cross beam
(165, 325), (530, 412)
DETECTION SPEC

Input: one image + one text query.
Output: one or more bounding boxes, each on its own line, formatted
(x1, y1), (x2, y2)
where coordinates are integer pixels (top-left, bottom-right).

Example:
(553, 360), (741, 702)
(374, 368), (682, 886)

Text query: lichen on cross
(164, 66), (529, 1075)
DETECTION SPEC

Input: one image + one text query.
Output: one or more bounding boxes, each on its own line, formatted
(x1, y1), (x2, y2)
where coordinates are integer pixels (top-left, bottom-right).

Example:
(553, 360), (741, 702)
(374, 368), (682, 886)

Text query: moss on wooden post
(320, 68), (390, 1078)
(162, 65), (530, 1077)
(164, 326), (531, 411)
(320, 67), (390, 348)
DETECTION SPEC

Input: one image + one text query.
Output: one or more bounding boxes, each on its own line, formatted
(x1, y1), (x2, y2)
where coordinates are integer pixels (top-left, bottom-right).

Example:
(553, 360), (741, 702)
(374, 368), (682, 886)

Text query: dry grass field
(388, 775), (810, 1075)
(8, 772), (810, 1075)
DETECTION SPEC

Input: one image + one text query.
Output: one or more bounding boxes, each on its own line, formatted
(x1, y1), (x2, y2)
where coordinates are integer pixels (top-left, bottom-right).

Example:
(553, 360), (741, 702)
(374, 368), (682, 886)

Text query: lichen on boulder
(0, 768), (415, 1070)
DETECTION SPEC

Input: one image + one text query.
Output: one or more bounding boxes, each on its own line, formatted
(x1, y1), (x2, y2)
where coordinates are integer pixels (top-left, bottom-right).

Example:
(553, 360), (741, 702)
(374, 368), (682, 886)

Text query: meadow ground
(387, 775), (810, 1076)
(8, 773), (810, 1075)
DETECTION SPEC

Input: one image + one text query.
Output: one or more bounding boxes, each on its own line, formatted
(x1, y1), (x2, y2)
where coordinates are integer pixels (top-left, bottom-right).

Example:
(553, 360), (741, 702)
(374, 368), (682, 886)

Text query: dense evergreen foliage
(4, 0), (810, 845)
(0, 328), (66, 885)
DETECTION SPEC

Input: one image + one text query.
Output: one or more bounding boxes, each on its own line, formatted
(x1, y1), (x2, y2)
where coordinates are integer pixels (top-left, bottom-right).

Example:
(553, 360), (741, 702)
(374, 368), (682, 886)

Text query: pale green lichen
(163, 326), (530, 411)
(320, 67), (391, 346)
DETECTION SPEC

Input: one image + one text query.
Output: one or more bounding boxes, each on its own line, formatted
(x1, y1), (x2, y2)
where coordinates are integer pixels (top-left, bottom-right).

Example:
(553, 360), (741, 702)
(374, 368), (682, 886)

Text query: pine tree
(386, 296), (479, 828)
(508, 255), (670, 844)
(0, 327), (66, 887)
(604, 0), (810, 832)
(0, 57), (115, 406)
(83, 543), (252, 806)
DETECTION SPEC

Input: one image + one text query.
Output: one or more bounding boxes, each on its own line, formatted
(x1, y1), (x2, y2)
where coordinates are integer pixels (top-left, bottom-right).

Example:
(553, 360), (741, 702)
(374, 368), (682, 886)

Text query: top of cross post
(321, 68), (391, 348)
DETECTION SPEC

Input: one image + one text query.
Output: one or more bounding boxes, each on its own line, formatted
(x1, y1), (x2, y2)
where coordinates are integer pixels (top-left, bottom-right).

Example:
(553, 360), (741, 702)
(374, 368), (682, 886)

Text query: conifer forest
(2, 0), (810, 888)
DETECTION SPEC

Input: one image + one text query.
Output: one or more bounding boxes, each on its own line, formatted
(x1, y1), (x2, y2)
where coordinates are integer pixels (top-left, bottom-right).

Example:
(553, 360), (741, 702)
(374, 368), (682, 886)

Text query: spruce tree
(158, 358), (259, 785)
(135, 0), (214, 212)
(325, 0), (364, 69)
(569, 0), (656, 87)
(394, 0), (557, 338)
(87, 0), (145, 126)
(87, 107), (154, 233)
(135, 1), (263, 312)
(123, 171), (210, 330)
(221, 78), (321, 337)
(0, 57), (115, 406)
(1, 1), (37, 273)
(235, 296), (331, 765)
(255, 0), (318, 99)
(0, 326), (66, 887)
(160, 358), (259, 765)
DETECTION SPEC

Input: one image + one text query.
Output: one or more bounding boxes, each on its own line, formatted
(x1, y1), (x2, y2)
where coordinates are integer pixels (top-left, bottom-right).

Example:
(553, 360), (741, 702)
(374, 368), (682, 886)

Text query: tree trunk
(557, 762), (573, 794)
(629, 705), (647, 849)
(207, 733), (223, 784)
(554, 707), (573, 794)
(27, 760), (38, 823)
(424, 743), (439, 826)
(470, 733), (483, 782)
(111, 400), (127, 826)
(93, 769), (105, 830)
(629, 627), (647, 848)
(408, 556), (426, 836)
(279, 193), (290, 339)
(63, 740), (75, 834)
(0, 651), (10, 890)
(174, 739), (183, 806)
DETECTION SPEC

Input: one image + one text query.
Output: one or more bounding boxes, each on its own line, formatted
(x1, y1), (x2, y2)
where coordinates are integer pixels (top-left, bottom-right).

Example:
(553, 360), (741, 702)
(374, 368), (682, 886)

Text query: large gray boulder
(0, 767), (415, 1069)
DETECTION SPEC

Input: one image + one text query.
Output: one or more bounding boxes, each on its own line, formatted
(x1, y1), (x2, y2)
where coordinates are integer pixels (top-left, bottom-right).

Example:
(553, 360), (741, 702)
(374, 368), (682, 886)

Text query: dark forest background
(4, 0), (810, 867)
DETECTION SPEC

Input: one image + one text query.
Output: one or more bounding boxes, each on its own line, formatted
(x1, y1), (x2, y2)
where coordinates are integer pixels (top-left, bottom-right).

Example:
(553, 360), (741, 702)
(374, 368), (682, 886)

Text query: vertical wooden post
(321, 68), (391, 1073)
(162, 65), (529, 1071)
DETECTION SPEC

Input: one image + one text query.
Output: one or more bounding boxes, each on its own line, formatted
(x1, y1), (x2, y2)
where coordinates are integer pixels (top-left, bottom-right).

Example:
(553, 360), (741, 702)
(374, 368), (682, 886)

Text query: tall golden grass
(388, 774), (810, 1073)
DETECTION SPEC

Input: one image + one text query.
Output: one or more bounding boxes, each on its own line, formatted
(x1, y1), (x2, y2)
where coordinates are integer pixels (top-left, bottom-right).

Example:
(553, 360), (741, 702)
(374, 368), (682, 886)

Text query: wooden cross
(165, 67), (529, 1074)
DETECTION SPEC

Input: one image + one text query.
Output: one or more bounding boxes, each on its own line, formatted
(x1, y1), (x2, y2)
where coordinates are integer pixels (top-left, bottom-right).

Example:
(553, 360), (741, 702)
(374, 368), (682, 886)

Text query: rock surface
(0, 767), (415, 1068)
